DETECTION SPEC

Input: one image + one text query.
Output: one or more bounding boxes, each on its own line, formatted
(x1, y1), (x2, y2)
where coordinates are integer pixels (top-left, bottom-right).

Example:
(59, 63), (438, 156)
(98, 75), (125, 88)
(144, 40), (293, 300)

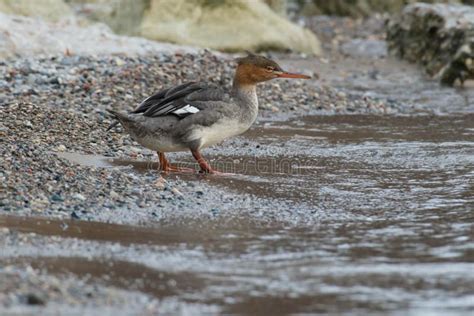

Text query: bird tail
(106, 109), (132, 131)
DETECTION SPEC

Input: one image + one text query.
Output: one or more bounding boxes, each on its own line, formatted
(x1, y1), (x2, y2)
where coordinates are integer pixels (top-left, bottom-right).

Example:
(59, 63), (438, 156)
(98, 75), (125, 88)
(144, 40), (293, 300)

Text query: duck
(108, 52), (310, 174)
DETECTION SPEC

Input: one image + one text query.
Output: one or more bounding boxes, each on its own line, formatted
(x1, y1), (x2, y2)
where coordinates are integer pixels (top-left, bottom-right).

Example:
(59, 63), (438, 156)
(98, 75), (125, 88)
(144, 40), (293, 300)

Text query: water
(1, 114), (473, 314)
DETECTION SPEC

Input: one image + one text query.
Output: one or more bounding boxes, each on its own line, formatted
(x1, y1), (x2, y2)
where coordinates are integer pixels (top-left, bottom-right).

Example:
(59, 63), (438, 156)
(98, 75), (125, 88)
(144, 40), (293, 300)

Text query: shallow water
(2, 114), (474, 314)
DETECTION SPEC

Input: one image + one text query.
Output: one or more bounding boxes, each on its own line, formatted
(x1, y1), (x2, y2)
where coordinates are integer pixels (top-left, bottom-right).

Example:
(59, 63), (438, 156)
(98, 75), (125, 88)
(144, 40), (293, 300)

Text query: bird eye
(265, 66), (274, 72)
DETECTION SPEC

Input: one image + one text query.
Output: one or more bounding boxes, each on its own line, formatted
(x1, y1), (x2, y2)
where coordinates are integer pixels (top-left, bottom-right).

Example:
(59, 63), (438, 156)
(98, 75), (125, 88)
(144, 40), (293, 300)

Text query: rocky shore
(1, 51), (395, 115)
(1, 4), (474, 314)
(0, 49), (401, 223)
(0, 264), (158, 314)
(387, 3), (474, 85)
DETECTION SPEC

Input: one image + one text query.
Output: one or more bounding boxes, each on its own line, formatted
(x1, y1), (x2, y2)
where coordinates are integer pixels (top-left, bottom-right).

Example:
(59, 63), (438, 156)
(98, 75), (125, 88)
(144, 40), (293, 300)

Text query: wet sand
(2, 113), (473, 314)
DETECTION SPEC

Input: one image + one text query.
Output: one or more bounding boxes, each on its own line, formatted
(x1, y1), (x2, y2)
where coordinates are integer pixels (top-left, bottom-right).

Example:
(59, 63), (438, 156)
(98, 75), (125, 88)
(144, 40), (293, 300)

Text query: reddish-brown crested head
(234, 52), (311, 86)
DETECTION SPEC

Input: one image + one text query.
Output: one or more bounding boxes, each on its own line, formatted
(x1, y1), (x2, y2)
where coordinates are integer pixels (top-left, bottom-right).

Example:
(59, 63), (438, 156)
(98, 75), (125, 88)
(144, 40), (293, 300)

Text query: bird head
(235, 52), (311, 85)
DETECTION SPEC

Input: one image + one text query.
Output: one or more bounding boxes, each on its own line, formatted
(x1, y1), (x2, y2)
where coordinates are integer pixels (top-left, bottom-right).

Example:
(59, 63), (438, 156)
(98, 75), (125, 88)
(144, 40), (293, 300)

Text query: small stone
(56, 144), (66, 152)
(100, 97), (112, 104)
(30, 198), (49, 211)
(71, 211), (81, 219)
(72, 193), (86, 201)
(25, 293), (46, 305)
(154, 176), (166, 190)
(337, 91), (347, 99)
(0, 228), (10, 234)
(109, 190), (119, 199)
(131, 188), (142, 196)
(115, 57), (125, 66)
(171, 187), (183, 197)
(466, 58), (472, 68)
(50, 194), (64, 202)
(49, 77), (60, 84)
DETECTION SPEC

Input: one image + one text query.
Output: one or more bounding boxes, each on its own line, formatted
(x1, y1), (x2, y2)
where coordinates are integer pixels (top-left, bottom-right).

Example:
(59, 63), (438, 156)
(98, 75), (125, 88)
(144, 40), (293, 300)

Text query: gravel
(0, 11), (471, 314)
(0, 50), (401, 221)
(0, 51), (396, 115)
(0, 265), (157, 313)
(0, 227), (221, 314)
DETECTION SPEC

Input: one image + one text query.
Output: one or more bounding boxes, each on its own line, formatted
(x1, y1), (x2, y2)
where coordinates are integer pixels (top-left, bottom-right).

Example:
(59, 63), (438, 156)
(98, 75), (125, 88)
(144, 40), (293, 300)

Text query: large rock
(141, 0), (320, 54)
(0, 12), (196, 59)
(263, 0), (288, 16)
(386, 3), (474, 85)
(68, 0), (321, 55)
(66, 0), (148, 36)
(0, 0), (73, 21)
(302, 0), (472, 17)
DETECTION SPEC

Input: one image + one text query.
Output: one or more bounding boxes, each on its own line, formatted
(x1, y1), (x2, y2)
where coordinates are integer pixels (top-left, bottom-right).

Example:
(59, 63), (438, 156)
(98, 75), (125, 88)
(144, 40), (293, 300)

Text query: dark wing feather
(144, 83), (205, 117)
(133, 81), (197, 114)
(142, 83), (230, 118)
(132, 87), (170, 114)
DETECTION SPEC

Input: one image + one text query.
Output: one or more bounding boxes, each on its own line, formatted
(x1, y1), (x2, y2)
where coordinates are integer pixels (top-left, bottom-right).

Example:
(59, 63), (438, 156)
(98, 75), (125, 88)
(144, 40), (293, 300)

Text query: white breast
(189, 119), (250, 149)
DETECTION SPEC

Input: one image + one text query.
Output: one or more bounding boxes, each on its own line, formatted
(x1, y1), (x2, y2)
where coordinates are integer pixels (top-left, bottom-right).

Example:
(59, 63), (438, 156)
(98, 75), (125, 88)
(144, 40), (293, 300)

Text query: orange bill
(277, 72), (311, 79)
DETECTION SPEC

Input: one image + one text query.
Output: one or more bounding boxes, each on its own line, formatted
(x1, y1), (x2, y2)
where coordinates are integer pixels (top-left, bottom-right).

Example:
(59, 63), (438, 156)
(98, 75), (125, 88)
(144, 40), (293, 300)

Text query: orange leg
(191, 149), (229, 175)
(157, 152), (194, 173)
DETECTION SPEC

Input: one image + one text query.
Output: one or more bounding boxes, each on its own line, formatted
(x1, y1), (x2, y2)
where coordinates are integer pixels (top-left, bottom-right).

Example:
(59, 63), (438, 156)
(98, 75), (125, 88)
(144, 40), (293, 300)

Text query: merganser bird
(108, 53), (310, 174)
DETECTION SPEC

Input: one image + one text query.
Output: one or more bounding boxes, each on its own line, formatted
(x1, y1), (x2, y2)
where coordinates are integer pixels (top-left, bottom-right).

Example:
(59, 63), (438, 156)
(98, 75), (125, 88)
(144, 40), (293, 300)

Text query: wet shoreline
(1, 38), (474, 314)
(1, 111), (473, 313)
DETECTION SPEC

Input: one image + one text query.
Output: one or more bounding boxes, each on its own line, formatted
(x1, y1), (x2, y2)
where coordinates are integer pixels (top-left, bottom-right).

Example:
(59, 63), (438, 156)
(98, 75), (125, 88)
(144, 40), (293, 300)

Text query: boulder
(386, 3), (474, 85)
(0, 0), (320, 57)
(141, 0), (321, 55)
(0, 0), (73, 21)
(0, 12), (196, 59)
(302, 0), (472, 17)
(263, 0), (288, 16)
(66, 0), (148, 36)
(68, 0), (321, 55)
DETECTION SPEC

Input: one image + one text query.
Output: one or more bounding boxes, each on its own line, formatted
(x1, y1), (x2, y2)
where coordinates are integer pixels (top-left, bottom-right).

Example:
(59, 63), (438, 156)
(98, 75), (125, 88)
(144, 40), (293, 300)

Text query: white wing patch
(173, 104), (200, 115)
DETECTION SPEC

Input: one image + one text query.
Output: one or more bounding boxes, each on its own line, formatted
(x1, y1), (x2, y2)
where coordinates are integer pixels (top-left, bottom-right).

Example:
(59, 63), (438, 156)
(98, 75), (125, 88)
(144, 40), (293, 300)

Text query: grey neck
(231, 82), (259, 125)
(231, 82), (258, 110)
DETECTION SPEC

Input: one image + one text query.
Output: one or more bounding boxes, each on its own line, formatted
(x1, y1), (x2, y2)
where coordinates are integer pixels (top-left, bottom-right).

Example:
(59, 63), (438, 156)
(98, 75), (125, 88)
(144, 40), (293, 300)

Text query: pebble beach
(0, 50), (399, 222)
(1, 4), (474, 313)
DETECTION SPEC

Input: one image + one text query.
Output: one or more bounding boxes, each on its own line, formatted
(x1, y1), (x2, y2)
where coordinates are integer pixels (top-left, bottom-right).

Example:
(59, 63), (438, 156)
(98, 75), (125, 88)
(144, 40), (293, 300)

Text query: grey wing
(107, 83), (230, 131)
(140, 83), (230, 118)
(132, 81), (199, 115)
